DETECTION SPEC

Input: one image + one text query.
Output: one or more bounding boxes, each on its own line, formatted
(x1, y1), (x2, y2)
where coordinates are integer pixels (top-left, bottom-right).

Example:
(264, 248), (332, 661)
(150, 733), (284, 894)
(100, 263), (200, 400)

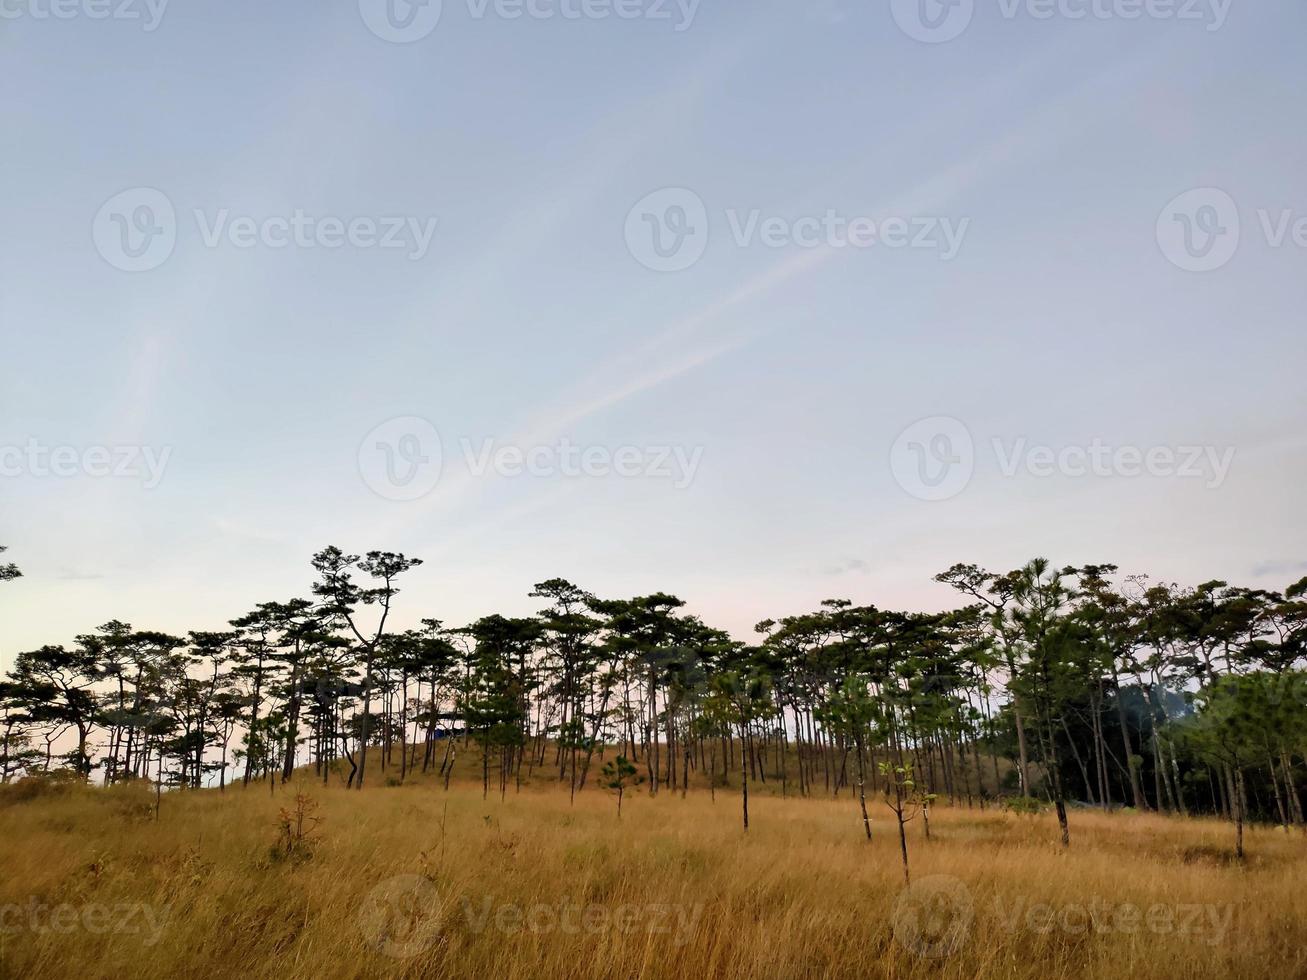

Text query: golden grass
(0, 769), (1303, 979)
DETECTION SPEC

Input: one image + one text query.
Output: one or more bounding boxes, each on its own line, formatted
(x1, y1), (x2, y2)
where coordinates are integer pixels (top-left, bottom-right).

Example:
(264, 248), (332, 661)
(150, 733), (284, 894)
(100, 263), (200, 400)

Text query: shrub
(1000, 795), (1048, 816)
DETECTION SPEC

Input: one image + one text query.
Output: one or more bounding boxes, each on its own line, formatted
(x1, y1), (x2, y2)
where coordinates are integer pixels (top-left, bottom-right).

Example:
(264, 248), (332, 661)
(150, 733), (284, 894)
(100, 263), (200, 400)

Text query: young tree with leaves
(600, 755), (639, 818)
(880, 760), (935, 882)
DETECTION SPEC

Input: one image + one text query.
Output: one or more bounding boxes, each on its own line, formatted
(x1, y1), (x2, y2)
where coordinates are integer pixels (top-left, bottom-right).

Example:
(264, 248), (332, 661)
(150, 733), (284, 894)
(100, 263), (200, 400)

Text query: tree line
(1, 543), (1304, 858)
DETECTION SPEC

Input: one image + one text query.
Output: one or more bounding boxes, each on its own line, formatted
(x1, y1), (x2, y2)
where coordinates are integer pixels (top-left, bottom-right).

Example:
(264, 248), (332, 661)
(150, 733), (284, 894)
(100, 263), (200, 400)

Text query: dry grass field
(0, 769), (1303, 980)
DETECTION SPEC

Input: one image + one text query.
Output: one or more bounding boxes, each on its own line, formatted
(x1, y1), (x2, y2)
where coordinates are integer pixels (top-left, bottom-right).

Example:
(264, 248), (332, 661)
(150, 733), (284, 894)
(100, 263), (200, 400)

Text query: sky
(2, 0), (1305, 660)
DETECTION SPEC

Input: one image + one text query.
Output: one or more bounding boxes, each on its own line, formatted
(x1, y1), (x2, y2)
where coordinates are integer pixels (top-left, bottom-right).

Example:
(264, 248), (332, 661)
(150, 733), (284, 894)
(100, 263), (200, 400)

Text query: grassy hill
(0, 766), (1303, 979)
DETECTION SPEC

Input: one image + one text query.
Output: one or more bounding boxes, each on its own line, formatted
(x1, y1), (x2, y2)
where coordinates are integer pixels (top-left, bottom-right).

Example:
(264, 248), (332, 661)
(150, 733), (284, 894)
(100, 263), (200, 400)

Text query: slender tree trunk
(1234, 766), (1246, 860)
(740, 726), (749, 831)
(1112, 670), (1147, 809)
(855, 735), (872, 841)
(1268, 753), (1289, 832)
(355, 663), (374, 789)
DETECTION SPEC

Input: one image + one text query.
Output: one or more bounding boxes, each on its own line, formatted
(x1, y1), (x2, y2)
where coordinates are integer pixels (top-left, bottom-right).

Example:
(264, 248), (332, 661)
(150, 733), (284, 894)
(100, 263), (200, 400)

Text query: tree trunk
(1112, 670), (1147, 809)
(355, 663), (374, 789)
(1234, 767), (1246, 860)
(740, 727), (749, 831)
(855, 735), (872, 841)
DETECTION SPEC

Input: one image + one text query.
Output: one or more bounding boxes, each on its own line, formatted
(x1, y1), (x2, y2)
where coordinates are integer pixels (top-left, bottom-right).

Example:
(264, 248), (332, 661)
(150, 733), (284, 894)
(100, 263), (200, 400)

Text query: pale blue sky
(2, 0), (1305, 656)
